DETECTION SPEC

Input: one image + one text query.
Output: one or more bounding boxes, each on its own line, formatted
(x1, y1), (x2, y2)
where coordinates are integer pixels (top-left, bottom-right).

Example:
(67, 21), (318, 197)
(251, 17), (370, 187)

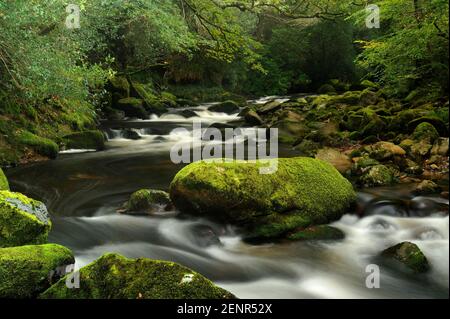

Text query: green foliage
(352, 0), (449, 96)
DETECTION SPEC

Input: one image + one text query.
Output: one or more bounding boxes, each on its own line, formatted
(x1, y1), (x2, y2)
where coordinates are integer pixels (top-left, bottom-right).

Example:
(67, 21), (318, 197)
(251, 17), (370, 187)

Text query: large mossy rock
(41, 253), (235, 299)
(0, 244), (74, 298)
(64, 130), (105, 151)
(18, 131), (59, 159)
(0, 191), (51, 247)
(0, 168), (9, 191)
(170, 158), (356, 239)
(381, 242), (430, 273)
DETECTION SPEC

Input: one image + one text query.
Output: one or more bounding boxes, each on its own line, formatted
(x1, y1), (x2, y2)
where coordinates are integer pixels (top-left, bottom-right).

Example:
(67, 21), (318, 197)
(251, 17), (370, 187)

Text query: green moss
(109, 76), (130, 97)
(360, 80), (380, 91)
(381, 242), (430, 273)
(131, 82), (167, 115)
(0, 244), (74, 298)
(317, 84), (336, 94)
(0, 191), (51, 247)
(0, 168), (9, 191)
(63, 130), (105, 150)
(287, 225), (345, 241)
(18, 131), (59, 159)
(124, 189), (172, 214)
(411, 122), (440, 142)
(114, 98), (149, 119)
(170, 157), (356, 239)
(41, 253), (234, 299)
(359, 164), (396, 187)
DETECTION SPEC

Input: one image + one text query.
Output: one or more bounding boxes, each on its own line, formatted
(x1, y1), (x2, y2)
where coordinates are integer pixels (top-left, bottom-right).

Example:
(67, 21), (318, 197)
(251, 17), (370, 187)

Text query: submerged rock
(381, 242), (430, 273)
(170, 158), (356, 240)
(0, 244), (74, 298)
(0, 168), (9, 191)
(287, 225), (345, 241)
(0, 191), (51, 247)
(41, 253), (235, 299)
(119, 189), (173, 215)
(64, 130), (106, 151)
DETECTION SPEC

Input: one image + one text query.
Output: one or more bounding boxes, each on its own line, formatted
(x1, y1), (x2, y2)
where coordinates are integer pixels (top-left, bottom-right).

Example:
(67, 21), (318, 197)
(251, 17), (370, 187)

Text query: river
(5, 99), (449, 299)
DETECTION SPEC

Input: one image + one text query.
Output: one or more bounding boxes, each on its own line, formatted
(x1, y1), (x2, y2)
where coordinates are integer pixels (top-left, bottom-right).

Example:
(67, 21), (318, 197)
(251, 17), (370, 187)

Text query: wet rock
(209, 101), (240, 114)
(315, 148), (352, 174)
(317, 84), (336, 94)
(0, 168), (9, 191)
(287, 225), (345, 241)
(381, 242), (430, 273)
(170, 158), (356, 240)
(63, 130), (106, 151)
(413, 180), (442, 195)
(191, 224), (222, 247)
(122, 130), (141, 140)
(119, 189), (173, 216)
(0, 244), (74, 298)
(40, 253), (235, 299)
(176, 109), (198, 118)
(0, 191), (52, 247)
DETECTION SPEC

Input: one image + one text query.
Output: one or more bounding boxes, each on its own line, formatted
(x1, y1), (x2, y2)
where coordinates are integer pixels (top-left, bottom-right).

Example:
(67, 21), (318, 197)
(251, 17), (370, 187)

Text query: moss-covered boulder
(18, 131), (59, 159)
(381, 242), (430, 273)
(411, 122), (440, 143)
(0, 191), (51, 247)
(0, 168), (9, 191)
(0, 244), (74, 298)
(317, 84), (336, 94)
(120, 189), (173, 215)
(114, 97), (149, 119)
(41, 253), (235, 299)
(64, 130), (105, 151)
(431, 137), (449, 156)
(287, 225), (345, 241)
(170, 158), (356, 239)
(244, 110), (264, 126)
(209, 101), (240, 114)
(359, 164), (396, 187)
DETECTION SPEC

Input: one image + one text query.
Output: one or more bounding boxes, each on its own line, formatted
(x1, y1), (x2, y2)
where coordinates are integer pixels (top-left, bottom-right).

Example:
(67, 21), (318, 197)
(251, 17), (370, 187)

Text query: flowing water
(5, 100), (449, 299)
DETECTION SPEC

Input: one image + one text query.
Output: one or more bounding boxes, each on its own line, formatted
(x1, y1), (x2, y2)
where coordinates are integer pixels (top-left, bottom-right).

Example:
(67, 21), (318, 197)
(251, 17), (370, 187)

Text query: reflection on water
(5, 101), (449, 299)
